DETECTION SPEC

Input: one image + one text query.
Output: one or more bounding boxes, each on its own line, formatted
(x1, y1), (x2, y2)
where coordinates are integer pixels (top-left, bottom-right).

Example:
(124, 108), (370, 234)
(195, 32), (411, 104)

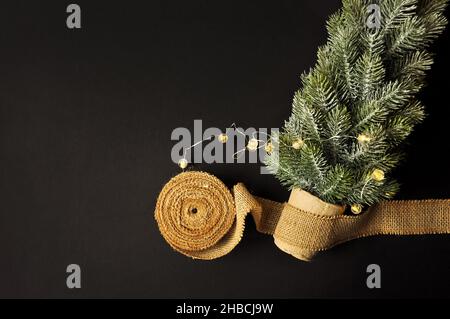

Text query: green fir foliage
(266, 0), (448, 206)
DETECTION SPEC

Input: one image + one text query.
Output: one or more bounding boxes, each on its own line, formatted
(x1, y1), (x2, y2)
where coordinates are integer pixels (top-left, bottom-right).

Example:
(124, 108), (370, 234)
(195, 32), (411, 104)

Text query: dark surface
(0, 0), (449, 298)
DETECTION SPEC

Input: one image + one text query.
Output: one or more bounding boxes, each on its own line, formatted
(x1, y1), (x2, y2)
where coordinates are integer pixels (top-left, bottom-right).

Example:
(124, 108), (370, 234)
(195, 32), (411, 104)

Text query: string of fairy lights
(177, 123), (274, 170)
(176, 126), (385, 214)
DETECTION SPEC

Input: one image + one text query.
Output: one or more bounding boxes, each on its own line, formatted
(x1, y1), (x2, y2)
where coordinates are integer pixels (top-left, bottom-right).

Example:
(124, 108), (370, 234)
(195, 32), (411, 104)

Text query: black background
(0, 0), (449, 298)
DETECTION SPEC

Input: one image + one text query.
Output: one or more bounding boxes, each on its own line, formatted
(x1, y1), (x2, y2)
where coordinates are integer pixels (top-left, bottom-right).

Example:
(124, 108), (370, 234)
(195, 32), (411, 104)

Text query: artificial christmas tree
(266, 0), (448, 210)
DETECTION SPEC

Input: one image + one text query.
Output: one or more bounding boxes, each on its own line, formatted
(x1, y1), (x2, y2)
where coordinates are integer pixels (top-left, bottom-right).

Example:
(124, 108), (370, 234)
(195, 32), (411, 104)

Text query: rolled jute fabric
(155, 171), (450, 261)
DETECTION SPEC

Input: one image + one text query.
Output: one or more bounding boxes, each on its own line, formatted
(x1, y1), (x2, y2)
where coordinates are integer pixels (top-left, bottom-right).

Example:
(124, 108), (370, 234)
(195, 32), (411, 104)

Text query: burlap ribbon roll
(155, 171), (450, 261)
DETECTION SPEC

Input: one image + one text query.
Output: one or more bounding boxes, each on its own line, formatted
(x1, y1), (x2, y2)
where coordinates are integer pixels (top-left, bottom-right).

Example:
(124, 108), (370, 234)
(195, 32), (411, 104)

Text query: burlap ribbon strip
(155, 171), (450, 261)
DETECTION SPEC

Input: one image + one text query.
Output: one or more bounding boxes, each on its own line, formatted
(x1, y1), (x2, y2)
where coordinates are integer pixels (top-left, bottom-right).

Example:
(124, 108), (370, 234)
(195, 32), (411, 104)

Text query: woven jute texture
(155, 171), (450, 261)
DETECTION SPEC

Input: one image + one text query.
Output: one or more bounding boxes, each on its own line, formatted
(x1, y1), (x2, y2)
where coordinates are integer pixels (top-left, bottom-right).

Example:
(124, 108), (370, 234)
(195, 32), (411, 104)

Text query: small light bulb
(292, 138), (304, 150)
(218, 133), (228, 144)
(178, 158), (188, 169)
(351, 204), (363, 215)
(357, 133), (372, 143)
(265, 142), (274, 154)
(371, 169), (385, 182)
(247, 138), (259, 151)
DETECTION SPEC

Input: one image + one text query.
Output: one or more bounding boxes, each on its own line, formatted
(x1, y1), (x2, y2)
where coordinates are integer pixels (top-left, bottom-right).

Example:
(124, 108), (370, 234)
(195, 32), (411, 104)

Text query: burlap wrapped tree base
(155, 171), (450, 261)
